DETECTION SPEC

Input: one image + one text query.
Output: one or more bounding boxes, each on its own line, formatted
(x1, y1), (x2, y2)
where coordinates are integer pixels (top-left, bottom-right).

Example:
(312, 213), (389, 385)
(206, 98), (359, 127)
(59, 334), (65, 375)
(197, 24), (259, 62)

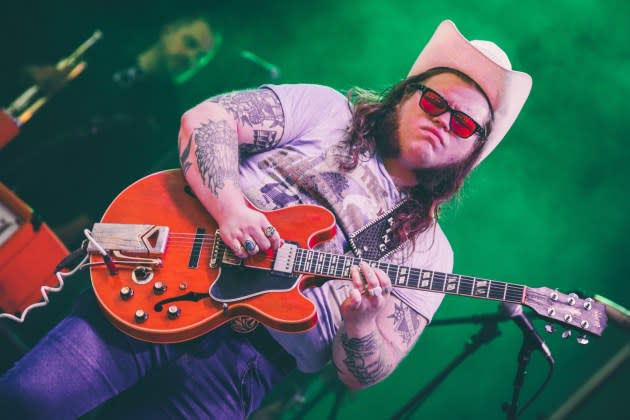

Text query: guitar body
(90, 169), (337, 343)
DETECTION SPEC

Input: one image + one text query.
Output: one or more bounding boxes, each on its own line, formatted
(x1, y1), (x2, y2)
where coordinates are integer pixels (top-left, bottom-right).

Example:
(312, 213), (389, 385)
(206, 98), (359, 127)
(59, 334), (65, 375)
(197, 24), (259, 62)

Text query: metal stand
(503, 336), (537, 419)
(391, 313), (505, 420)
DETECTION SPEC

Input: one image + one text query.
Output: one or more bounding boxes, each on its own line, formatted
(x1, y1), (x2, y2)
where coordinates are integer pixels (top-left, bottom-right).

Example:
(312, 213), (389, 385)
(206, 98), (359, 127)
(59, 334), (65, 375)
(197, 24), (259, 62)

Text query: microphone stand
(504, 335), (538, 420)
(391, 313), (506, 420)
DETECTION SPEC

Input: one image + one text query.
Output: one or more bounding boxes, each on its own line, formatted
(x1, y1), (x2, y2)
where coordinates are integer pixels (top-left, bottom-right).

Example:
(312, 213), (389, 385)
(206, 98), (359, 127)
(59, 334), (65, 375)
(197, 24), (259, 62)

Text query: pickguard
(210, 265), (300, 302)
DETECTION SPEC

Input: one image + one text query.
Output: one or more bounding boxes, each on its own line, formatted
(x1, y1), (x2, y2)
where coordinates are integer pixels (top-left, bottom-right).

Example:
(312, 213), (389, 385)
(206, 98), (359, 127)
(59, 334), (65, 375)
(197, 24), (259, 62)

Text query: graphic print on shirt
(254, 145), (392, 236)
(259, 183), (301, 208)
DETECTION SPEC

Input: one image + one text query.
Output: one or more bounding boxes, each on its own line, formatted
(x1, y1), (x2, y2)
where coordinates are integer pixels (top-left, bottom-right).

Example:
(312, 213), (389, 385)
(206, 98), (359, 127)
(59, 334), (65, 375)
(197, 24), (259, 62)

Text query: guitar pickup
(271, 242), (298, 276)
(87, 223), (169, 255)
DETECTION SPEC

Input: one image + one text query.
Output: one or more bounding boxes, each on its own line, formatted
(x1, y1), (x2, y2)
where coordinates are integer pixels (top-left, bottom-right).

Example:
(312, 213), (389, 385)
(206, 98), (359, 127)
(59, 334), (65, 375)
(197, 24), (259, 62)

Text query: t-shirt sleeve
(390, 223), (453, 323)
(262, 83), (351, 148)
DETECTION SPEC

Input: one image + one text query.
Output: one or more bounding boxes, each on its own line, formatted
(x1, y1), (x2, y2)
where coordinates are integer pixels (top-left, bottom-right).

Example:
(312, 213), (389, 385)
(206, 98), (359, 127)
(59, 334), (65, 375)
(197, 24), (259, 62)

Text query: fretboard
(292, 248), (525, 304)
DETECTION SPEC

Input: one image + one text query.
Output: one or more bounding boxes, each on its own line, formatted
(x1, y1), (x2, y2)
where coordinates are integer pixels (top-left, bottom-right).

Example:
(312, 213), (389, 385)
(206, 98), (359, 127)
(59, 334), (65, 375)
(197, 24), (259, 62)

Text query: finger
(263, 224), (282, 250)
(360, 262), (379, 289)
(249, 228), (271, 252)
(231, 238), (248, 258)
(350, 265), (364, 290)
(242, 238), (259, 255)
(342, 288), (362, 311)
(374, 268), (393, 293)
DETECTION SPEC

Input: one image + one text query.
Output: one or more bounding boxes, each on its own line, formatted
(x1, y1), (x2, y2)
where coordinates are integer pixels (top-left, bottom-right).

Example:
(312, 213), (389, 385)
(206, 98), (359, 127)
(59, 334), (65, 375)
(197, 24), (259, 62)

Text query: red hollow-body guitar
(89, 169), (607, 343)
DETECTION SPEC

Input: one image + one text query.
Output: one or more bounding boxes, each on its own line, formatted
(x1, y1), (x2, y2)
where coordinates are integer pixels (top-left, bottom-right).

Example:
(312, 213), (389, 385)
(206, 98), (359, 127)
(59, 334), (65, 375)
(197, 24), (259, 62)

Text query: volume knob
(153, 281), (167, 295)
(167, 305), (181, 320)
(134, 309), (148, 323)
(120, 286), (134, 300)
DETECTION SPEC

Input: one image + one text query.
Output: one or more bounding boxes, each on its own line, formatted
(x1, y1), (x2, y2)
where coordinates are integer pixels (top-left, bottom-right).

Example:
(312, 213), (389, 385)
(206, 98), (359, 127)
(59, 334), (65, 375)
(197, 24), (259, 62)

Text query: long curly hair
(337, 67), (494, 246)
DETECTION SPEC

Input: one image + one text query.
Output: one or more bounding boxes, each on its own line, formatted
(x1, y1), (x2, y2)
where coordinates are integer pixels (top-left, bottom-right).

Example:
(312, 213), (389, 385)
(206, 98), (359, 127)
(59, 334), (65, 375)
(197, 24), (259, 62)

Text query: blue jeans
(0, 291), (290, 419)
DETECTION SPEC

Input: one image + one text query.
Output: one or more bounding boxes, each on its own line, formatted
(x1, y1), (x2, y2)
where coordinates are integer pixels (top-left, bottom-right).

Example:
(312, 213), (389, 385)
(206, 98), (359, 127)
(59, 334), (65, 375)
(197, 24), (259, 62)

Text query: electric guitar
(89, 169), (608, 343)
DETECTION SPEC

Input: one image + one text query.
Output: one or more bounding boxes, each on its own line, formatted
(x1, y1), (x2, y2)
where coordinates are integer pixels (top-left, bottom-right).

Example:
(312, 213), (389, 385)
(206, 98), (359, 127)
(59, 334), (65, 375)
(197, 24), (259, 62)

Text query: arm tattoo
(387, 301), (423, 346)
(193, 119), (239, 196)
(179, 133), (193, 176)
(238, 129), (278, 155)
(210, 89), (284, 153)
(340, 332), (389, 386)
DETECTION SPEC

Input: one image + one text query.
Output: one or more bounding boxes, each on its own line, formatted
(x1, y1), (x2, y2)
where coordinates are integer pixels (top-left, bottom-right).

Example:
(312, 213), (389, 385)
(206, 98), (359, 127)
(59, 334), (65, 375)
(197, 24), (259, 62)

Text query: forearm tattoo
(209, 89), (284, 154)
(193, 119), (239, 196)
(340, 332), (389, 385)
(388, 301), (423, 346)
(179, 133), (193, 176)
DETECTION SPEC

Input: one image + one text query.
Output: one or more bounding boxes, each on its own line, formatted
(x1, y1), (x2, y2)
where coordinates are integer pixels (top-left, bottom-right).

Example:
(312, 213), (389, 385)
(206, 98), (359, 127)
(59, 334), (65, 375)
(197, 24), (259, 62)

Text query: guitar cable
(515, 361), (555, 418)
(0, 229), (103, 323)
(0, 252), (89, 323)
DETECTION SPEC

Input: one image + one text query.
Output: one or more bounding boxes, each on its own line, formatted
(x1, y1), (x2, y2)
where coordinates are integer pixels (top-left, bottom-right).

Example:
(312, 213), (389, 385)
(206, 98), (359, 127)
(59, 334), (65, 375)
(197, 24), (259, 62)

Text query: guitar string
(91, 244), (525, 300)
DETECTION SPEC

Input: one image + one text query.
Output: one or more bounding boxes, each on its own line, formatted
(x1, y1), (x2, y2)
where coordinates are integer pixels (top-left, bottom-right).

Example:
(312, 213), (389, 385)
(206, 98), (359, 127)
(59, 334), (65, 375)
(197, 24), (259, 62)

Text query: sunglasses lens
(419, 90), (448, 116)
(450, 112), (477, 138)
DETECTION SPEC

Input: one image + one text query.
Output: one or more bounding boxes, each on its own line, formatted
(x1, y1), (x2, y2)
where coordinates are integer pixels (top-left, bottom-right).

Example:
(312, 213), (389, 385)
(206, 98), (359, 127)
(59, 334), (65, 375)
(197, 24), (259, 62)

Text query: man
(0, 20), (531, 418)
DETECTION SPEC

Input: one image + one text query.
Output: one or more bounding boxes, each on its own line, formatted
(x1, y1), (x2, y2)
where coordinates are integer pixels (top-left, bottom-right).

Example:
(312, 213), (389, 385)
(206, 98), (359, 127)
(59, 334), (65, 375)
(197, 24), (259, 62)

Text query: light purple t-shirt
(237, 84), (453, 372)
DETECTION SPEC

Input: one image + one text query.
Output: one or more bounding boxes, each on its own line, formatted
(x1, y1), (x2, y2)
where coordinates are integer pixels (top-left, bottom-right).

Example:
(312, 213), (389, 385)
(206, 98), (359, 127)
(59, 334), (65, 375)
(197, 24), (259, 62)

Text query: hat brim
(408, 20), (532, 165)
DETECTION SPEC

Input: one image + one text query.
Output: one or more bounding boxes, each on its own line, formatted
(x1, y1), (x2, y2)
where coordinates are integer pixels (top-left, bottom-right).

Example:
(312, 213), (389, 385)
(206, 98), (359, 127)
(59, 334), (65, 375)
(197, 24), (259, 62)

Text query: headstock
(524, 287), (608, 338)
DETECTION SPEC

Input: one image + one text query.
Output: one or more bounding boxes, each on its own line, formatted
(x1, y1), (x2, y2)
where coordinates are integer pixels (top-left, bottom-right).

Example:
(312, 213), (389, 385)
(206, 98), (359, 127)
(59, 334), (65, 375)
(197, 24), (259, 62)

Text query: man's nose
(432, 110), (451, 132)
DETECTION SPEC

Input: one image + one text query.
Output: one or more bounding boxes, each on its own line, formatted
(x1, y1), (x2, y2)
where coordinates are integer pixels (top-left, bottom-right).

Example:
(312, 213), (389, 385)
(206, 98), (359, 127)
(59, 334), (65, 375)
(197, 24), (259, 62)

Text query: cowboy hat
(408, 20), (532, 165)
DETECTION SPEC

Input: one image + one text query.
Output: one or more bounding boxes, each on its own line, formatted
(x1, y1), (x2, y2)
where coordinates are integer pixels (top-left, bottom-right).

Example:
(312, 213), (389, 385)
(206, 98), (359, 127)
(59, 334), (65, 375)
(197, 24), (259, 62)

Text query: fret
(342, 256), (353, 278)
(328, 254), (337, 277)
(315, 252), (325, 275)
(378, 261), (389, 275)
(388, 264), (400, 285)
(407, 268), (420, 289)
(488, 281), (507, 300)
(472, 278), (490, 298)
(305, 250), (314, 273)
(505, 283), (524, 303)
(335, 255), (345, 278)
(295, 249), (304, 272)
(395, 266), (408, 286)
(431, 272), (446, 292)
(320, 252), (328, 276)
(418, 269), (432, 290)
(458, 276), (474, 296)
(445, 274), (459, 293)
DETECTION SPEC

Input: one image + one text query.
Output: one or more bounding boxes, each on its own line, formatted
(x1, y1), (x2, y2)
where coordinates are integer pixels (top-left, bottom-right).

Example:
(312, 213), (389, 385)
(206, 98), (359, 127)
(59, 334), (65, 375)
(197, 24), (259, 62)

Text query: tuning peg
(561, 329), (572, 339)
(576, 335), (589, 345)
(544, 323), (555, 333)
(583, 297), (593, 310)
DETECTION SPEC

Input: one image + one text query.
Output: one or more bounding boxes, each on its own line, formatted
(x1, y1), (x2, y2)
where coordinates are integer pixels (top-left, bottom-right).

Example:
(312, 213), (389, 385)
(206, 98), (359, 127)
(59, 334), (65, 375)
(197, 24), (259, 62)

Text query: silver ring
(368, 286), (383, 297)
(264, 226), (276, 238)
(243, 239), (257, 253)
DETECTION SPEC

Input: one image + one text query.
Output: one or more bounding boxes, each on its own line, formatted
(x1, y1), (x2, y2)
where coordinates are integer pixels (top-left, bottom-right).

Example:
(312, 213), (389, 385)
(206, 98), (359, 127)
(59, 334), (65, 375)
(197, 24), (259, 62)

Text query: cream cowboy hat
(408, 20), (532, 165)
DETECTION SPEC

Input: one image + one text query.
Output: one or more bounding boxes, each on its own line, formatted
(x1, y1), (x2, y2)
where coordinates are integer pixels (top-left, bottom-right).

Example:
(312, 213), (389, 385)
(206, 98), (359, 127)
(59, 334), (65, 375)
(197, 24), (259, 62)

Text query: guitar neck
(291, 248), (526, 304)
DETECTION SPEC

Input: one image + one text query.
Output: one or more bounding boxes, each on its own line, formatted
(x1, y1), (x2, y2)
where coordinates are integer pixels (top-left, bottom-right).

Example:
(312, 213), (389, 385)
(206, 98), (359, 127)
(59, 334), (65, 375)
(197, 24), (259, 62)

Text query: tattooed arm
(332, 263), (428, 389)
(178, 89), (285, 255)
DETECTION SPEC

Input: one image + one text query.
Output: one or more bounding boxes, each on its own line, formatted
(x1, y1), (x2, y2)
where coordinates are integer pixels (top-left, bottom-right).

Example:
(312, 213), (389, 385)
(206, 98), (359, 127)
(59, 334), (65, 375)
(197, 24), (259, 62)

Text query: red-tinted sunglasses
(413, 83), (486, 139)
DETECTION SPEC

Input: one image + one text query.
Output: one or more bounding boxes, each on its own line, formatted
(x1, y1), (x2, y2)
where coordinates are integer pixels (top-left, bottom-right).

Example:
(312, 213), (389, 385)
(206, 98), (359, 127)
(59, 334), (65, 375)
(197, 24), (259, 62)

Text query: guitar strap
(347, 200), (413, 260)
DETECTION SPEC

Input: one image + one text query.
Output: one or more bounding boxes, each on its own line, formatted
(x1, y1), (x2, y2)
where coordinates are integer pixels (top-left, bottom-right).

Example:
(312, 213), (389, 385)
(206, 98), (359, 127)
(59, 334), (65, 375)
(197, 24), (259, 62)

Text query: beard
(374, 107), (476, 194)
